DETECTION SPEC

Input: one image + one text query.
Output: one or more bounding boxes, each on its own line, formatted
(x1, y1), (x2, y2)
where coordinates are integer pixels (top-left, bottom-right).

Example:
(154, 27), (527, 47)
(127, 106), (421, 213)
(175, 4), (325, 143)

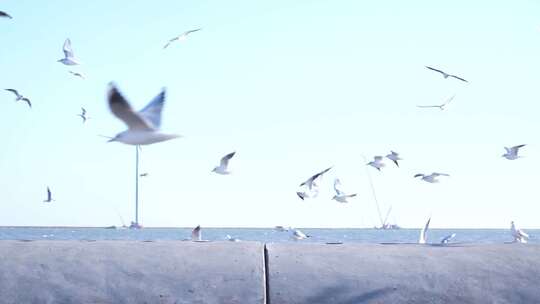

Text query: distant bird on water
(425, 66), (468, 82)
(43, 187), (54, 203)
(4, 89), (31, 108)
(292, 229), (310, 241)
(440, 233), (456, 244)
(502, 144), (526, 160)
(163, 28), (202, 49)
(191, 225), (202, 241)
(106, 83), (181, 145)
(58, 39), (80, 65)
(417, 95), (455, 111)
(0, 11), (12, 19)
(414, 172), (449, 183)
(418, 217), (431, 244)
(69, 71), (85, 79)
(331, 178), (357, 203)
(212, 152), (236, 175)
(367, 156), (385, 171)
(511, 221), (529, 243)
(385, 151), (402, 167)
(77, 107), (88, 123)
(299, 167), (332, 190)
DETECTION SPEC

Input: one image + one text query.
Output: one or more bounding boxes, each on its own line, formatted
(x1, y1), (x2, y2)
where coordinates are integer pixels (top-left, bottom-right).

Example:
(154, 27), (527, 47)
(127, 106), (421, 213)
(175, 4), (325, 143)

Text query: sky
(1, 0), (540, 228)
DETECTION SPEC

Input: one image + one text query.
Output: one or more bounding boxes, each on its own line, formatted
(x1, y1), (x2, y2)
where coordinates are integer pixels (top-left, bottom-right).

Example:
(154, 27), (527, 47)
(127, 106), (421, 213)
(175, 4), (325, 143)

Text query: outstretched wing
(184, 28), (202, 36)
(163, 37), (179, 49)
(334, 178), (344, 196)
(0, 11), (12, 19)
(63, 38), (75, 58)
(5, 89), (20, 97)
(449, 75), (468, 83)
(21, 98), (31, 108)
(107, 84), (153, 131)
(510, 144), (526, 154)
(138, 89), (166, 129)
(425, 66), (444, 74)
(220, 152), (236, 167)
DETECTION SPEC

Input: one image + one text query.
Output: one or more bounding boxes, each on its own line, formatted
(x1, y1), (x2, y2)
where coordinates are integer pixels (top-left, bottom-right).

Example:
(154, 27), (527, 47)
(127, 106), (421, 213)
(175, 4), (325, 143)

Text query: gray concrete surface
(0, 241), (265, 304)
(266, 243), (540, 304)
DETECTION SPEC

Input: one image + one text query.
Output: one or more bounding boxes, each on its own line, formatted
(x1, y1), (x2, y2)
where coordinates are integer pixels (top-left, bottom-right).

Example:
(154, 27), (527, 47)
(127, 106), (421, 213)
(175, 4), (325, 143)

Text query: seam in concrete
(263, 244), (270, 304)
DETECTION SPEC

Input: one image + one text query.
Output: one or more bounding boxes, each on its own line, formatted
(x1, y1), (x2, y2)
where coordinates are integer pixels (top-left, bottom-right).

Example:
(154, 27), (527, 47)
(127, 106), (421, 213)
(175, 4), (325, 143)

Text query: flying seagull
(58, 39), (80, 65)
(511, 221), (529, 243)
(77, 107), (88, 123)
(425, 66), (468, 82)
(69, 71), (85, 79)
(226, 235), (240, 242)
(163, 28), (202, 49)
(191, 225), (201, 241)
(418, 217), (431, 244)
(139, 172), (149, 177)
(502, 144), (526, 160)
(385, 151), (402, 167)
(0, 11), (12, 19)
(440, 233), (456, 244)
(299, 167), (332, 190)
(331, 178), (357, 203)
(212, 152), (236, 175)
(296, 188), (319, 201)
(4, 89), (31, 108)
(106, 83), (180, 145)
(417, 95), (455, 111)
(414, 172), (450, 183)
(292, 229), (310, 241)
(367, 156), (385, 171)
(43, 187), (54, 203)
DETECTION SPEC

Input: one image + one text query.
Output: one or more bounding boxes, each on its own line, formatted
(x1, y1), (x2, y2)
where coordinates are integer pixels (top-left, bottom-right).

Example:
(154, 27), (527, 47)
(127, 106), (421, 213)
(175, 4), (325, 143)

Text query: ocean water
(0, 227), (537, 244)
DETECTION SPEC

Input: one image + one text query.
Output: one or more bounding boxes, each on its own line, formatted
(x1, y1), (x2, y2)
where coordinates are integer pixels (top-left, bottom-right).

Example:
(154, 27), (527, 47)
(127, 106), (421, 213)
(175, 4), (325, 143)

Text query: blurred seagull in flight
(106, 83), (180, 145)
(418, 217), (431, 244)
(296, 188), (319, 201)
(139, 172), (149, 177)
(4, 89), (31, 108)
(0, 11), (12, 19)
(274, 226), (291, 232)
(43, 187), (54, 203)
(58, 39), (80, 65)
(331, 178), (357, 203)
(69, 71), (85, 79)
(502, 144), (526, 160)
(367, 156), (385, 171)
(292, 229), (310, 241)
(191, 225), (202, 241)
(226, 235), (240, 242)
(511, 221), (529, 243)
(299, 167), (332, 190)
(414, 172), (449, 183)
(440, 233), (456, 244)
(163, 28), (202, 49)
(425, 66), (468, 83)
(212, 152), (236, 175)
(417, 95), (455, 111)
(77, 107), (88, 123)
(385, 151), (402, 167)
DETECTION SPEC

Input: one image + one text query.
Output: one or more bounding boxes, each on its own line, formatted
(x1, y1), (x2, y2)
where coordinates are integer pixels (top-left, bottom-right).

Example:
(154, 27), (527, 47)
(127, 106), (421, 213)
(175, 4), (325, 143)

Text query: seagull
(425, 66), (468, 82)
(331, 178), (357, 203)
(291, 229), (310, 241)
(440, 233), (456, 244)
(58, 39), (80, 65)
(502, 145), (526, 160)
(274, 226), (291, 232)
(417, 95), (455, 111)
(106, 83), (181, 145)
(163, 28), (202, 49)
(226, 235), (240, 242)
(385, 151), (402, 167)
(212, 152), (236, 175)
(69, 71), (85, 79)
(43, 187), (54, 203)
(77, 107), (89, 123)
(4, 89), (31, 108)
(299, 167), (332, 190)
(139, 173), (149, 177)
(367, 156), (385, 171)
(414, 172), (450, 183)
(418, 217), (431, 244)
(191, 225), (201, 241)
(296, 188), (319, 201)
(0, 11), (12, 19)
(511, 221), (529, 243)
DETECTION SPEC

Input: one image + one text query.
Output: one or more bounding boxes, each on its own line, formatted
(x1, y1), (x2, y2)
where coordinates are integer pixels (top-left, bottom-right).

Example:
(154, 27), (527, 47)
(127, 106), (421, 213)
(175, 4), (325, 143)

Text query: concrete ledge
(0, 241), (265, 304)
(266, 243), (540, 304)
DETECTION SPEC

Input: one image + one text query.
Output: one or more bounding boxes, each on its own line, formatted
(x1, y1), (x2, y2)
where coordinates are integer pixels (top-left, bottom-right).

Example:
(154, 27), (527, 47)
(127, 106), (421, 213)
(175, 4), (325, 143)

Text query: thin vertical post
(135, 145), (139, 226)
(362, 155), (384, 227)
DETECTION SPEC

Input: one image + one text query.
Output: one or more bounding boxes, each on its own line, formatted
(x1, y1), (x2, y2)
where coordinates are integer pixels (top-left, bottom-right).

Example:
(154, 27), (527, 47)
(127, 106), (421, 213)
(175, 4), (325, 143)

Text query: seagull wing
(449, 75), (468, 83)
(22, 98), (31, 108)
(432, 172), (450, 177)
(63, 39), (75, 58)
(5, 89), (20, 98)
(220, 152), (236, 168)
(417, 105), (440, 108)
(443, 95), (456, 106)
(184, 28), (202, 36)
(334, 178), (344, 195)
(138, 89), (166, 129)
(518, 229), (529, 238)
(107, 84), (153, 131)
(163, 37), (179, 49)
(414, 173), (424, 178)
(81, 107), (86, 115)
(510, 144), (526, 154)
(47, 187), (52, 201)
(425, 66), (444, 75)
(0, 11), (12, 19)
(419, 217), (431, 244)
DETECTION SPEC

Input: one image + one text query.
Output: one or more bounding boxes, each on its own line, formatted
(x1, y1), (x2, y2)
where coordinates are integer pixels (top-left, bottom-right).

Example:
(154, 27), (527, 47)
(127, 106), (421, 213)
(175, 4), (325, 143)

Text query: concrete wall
(1, 241), (540, 304)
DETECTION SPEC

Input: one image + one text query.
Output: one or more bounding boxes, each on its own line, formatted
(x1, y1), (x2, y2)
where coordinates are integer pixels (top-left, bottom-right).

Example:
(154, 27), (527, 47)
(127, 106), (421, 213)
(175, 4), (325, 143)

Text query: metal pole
(362, 155), (384, 227)
(135, 145), (139, 226)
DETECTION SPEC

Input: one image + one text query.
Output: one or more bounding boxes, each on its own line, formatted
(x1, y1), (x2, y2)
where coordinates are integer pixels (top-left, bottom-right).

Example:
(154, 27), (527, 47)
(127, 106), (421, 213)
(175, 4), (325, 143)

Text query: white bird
(57, 39), (80, 66)
(0, 11), (12, 19)
(191, 225), (201, 241)
(425, 66), (468, 83)
(274, 226), (291, 232)
(163, 28), (202, 49)
(212, 152), (236, 175)
(419, 217), (431, 244)
(299, 167), (332, 190)
(77, 107), (89, 123)
(331, 178), (357, 203)
(69, 71), (85, 79)
(291, 229), (310, 241)
(502, 145), (526, 160)
(43, 187), (54, 203)
(226, 235), (240, 242)
(106, 83), (181, 145)
(440, 233), (456, 244)
(4, 89), (31, 108)
(511, 221), (529, 243)
(296, 188), (320, 201)
(414, 172), (450, 183)
(385, 151), (402, 167)
(367, 156), (385, 171)
(417, 95), (455, 111)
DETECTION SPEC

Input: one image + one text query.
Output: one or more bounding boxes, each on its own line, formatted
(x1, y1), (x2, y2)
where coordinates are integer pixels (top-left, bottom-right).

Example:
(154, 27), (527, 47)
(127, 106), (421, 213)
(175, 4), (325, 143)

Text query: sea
(0, 227), (537, 244)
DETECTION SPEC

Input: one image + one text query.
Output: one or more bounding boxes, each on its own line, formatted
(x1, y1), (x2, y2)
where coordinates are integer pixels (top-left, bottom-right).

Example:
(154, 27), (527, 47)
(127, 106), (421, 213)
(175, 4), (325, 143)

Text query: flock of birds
(1, 10), (532, 244)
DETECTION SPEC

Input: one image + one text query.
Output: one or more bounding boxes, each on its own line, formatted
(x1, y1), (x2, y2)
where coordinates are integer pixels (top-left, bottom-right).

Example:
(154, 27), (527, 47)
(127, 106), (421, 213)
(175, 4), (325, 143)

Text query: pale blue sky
(1, 0), (540, 228)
